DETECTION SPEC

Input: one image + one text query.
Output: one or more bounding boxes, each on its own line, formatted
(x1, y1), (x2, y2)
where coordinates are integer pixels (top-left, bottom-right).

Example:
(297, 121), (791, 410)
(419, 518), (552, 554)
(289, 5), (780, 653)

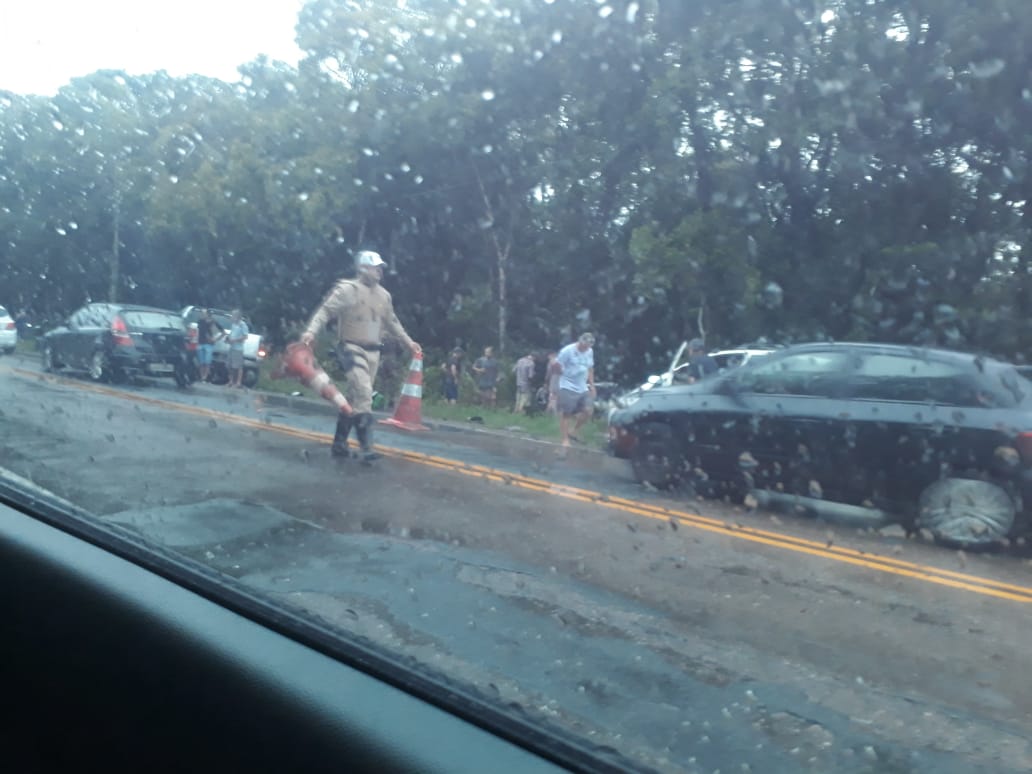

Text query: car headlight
(608, 394), (639, 422)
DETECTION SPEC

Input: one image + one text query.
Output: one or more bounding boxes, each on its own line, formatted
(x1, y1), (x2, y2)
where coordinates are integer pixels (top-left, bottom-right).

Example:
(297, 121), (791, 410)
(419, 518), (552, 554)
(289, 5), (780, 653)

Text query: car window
(69, 307), (96, 328)
(993, 366), (1029, 408)
(0, 306), (8, 317)
(121, 310), (186, 331)
(849, 353), (983, 405)
(731, 351), (849, 396)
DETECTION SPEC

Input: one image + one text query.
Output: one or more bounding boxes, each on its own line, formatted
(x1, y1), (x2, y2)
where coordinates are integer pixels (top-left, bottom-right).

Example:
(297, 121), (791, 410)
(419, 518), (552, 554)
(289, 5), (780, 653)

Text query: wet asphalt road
(2, 353), (1031, 773)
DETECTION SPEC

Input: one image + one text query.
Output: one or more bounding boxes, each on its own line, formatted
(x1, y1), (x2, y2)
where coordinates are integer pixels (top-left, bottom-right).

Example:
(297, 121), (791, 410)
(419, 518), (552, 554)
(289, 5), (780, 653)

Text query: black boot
(331, 413), (353, 458)
(354, 413), (382, 464)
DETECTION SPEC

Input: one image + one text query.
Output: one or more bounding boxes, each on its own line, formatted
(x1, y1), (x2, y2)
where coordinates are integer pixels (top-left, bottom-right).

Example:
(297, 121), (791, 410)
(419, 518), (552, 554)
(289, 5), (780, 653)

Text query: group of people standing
(438, 334), (597, 450)
(192, 308), (250, 388)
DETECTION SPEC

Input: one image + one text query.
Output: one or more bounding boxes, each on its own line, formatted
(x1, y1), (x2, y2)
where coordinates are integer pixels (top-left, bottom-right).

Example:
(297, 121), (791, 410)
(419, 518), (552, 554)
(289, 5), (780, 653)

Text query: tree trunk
(471, 159), (513, 356)
(109, 192), (120, 301)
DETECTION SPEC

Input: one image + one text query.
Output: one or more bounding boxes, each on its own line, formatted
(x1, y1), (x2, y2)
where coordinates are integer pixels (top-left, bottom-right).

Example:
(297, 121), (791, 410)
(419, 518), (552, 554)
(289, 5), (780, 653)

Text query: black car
(42, 303), (191, 386)
(609, 342), (1032, 549)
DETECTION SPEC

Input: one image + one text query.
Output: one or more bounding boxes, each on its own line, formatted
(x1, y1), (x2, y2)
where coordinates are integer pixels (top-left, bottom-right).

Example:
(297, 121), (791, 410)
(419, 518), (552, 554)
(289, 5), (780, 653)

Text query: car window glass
(851, 354), (996, 407)
(78, 305), (108, 328)
(732, 352), (848, 396)
(67, 308), (87, 328)
(121, 310), (185, 331)
(994, 367), (1028, 407)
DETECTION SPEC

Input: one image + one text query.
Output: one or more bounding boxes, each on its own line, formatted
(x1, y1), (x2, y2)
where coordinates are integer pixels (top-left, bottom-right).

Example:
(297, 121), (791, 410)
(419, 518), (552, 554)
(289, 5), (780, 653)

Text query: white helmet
(355, 250), (386, 269)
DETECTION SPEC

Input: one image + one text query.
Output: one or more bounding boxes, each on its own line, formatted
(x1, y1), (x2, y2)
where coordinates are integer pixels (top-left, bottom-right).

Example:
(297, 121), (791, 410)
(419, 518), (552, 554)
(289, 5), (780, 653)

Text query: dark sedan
(608, 342), (1032, 549)
(42, 303), (191, 387)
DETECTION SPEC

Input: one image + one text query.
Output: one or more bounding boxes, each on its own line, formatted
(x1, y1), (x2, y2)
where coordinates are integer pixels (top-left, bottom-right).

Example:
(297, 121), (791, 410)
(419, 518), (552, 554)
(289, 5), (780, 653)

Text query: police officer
(301, 251), (421, 463)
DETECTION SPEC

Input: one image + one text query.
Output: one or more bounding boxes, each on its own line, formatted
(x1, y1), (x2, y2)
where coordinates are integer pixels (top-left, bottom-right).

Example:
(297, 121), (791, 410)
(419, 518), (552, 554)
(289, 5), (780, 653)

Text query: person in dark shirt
(685, 338), (718, 383)
(196, 309), (223, 383)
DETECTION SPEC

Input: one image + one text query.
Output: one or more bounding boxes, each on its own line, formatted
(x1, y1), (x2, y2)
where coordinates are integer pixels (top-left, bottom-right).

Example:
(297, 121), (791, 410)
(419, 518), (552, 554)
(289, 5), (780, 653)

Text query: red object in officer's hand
(274, 342), (352, 415)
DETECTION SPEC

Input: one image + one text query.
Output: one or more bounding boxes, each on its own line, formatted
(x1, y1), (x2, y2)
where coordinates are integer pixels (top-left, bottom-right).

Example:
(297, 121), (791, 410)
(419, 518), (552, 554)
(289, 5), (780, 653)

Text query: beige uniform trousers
(340, 342), (381, 414)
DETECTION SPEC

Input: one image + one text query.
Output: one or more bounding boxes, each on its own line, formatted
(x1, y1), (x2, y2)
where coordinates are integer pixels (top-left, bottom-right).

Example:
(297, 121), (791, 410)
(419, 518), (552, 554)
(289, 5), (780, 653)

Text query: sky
(0, 0), (306, 96)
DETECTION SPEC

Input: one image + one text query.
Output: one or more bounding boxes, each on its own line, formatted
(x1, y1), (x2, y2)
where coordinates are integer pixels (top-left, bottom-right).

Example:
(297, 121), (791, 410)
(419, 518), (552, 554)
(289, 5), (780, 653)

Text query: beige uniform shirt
(304, 278), (414, 351)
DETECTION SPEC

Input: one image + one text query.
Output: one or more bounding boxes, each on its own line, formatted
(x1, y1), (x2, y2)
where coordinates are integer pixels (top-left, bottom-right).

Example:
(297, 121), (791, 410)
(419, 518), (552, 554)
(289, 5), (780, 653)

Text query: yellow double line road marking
(17, 367), (1032, 604)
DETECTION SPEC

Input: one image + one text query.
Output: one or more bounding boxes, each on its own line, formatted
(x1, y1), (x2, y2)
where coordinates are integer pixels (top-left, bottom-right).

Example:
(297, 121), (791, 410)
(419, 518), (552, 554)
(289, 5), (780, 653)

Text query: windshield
(121, 310), (186, 331)
(3, 2), (1032, 772)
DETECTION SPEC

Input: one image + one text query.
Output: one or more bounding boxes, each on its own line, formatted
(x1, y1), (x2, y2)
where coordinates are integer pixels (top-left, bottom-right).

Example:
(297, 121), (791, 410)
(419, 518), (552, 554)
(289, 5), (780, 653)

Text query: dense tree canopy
(2, 0), (1030, 379)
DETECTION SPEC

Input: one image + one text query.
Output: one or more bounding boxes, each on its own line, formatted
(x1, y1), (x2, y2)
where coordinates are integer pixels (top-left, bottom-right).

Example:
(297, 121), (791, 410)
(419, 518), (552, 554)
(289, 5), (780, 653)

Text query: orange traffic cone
(380, 353), (429, 431)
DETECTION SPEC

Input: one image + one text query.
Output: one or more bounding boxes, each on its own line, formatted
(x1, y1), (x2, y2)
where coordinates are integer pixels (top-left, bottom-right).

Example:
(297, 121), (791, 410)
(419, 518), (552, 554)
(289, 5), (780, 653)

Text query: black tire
(630, 424), (683, 489)
(917, 478), (1016, 549)
(210, 362), (229, 385)
(88, 350), (109, 382)
(242, 367), (259, 388)
(3, 346), (13, 355)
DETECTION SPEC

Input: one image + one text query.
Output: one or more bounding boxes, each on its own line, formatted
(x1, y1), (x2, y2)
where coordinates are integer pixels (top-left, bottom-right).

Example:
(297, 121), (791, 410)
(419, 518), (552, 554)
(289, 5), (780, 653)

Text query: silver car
(610, 342), (775, 412)
(0, 305), (17, 354)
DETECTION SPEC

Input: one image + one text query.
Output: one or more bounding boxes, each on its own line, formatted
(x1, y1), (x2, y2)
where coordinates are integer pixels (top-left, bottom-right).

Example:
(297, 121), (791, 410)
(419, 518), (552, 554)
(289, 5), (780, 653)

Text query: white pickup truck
(181, 306), (267, 387)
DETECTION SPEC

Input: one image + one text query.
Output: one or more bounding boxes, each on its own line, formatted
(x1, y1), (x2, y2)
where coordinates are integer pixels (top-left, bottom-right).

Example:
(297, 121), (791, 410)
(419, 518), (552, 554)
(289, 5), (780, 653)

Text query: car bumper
(112, 352), (184, 377)
(607, 424), (637, 459)
(0, 330), (17, 348)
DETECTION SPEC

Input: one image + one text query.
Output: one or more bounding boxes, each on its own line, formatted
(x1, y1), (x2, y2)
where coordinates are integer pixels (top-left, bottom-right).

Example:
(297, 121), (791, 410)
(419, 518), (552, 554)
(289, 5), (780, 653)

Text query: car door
(68, 304), (110, 370)
(718, 350), (853, 498)
(52, 306), (88, 368)
(845, 352), (1010, 511)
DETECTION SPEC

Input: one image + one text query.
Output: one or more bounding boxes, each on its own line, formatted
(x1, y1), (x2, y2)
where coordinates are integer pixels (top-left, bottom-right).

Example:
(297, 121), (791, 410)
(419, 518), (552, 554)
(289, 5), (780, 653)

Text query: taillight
(111, 315), (133, 346)
(257, 343), (267, 359)
(186, 323), (198, 351)
(4, 322), (14, 330)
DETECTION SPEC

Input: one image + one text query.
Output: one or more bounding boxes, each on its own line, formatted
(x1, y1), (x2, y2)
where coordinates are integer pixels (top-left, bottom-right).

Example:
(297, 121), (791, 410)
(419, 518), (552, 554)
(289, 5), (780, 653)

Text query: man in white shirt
(555, 332), (595, 449)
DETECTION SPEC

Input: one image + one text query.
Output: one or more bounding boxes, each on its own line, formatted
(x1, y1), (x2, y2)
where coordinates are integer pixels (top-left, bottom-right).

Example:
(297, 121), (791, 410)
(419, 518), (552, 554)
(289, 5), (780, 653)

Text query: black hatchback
(42, 303), (191, 387)
(608, 342), (1032, 549)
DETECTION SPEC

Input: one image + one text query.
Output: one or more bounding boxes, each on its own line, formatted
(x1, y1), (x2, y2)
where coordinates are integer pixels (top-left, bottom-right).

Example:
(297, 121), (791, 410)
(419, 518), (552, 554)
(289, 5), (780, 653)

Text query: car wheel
(630, 424), (683, 489)
(210, 363), (229, 385)
(242, 367), (259, 388)
(3, 346), (13, 355)
(88, 351), (109, 382)
(42, 345), (55, 372)
(917, 478), (1015, 549)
